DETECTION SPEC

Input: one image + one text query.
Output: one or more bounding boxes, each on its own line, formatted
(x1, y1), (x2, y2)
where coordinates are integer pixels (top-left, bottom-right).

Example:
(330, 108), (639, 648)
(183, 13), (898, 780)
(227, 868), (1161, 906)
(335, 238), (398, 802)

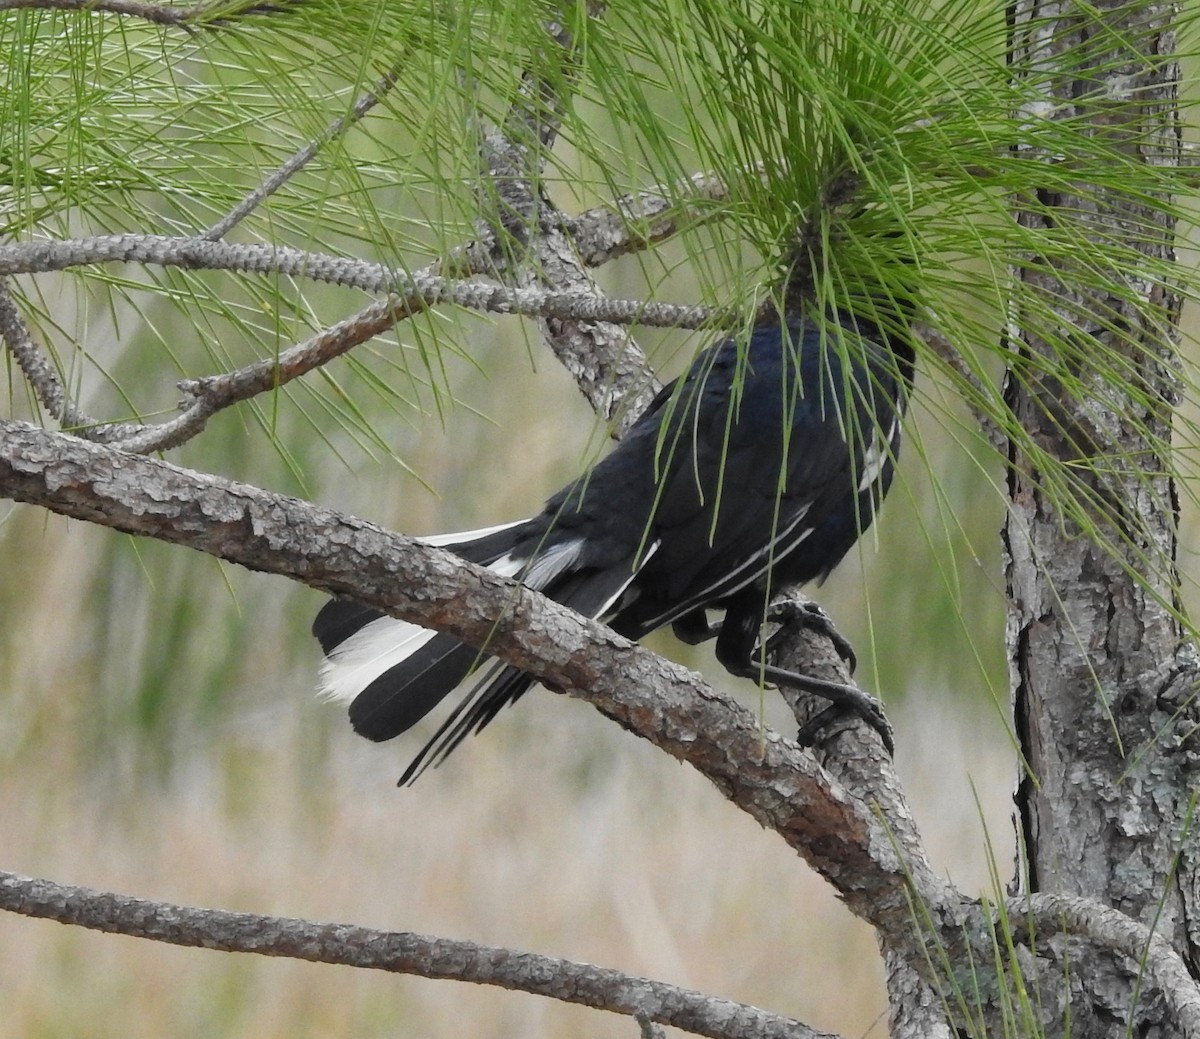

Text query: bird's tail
(313, 520), (531, 738)
(313, 519), (639, 782)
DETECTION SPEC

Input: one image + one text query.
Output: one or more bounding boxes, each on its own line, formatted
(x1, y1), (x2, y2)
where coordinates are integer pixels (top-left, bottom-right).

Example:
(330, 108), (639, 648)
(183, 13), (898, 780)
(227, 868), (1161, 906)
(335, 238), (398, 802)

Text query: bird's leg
(714, 600), (894, 755)
(764, 599), (857, 674)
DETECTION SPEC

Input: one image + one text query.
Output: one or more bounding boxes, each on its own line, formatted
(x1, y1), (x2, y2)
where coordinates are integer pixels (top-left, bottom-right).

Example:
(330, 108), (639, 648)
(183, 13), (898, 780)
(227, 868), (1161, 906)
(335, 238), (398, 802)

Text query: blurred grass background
(2, 6), (1196, 1037)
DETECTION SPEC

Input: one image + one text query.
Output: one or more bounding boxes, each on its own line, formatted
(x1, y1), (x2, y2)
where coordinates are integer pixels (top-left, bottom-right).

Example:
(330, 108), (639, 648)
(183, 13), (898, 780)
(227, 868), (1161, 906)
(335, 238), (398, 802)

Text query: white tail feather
(317, 533), (543, 705)
(318, 616), (438, 705)
(417, 520), (524, 548)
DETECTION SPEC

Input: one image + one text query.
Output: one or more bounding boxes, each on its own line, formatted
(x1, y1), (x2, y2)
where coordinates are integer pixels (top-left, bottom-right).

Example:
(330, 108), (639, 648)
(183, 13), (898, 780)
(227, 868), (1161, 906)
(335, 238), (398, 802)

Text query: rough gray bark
(767, 609), (953, 1039)
(0, 417), (930, 917)
(475, 16), (662, 435)
(0, 871), (829, 1039)
(1006, 1), (1200, 1035)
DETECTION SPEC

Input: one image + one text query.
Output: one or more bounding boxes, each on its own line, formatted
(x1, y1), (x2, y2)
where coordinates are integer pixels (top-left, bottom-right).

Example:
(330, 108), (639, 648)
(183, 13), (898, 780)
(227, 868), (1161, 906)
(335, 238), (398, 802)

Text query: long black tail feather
(312, 599), (383, 654)
(348, 637), (485, 742)
(397, 662), (536, 784)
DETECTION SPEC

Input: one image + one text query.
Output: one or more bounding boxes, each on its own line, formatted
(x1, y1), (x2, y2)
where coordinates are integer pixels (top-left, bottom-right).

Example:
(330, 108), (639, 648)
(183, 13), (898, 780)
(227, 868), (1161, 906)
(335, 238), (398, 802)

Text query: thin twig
(118, 295), (410, 453)
(0, 0), (285, 27)
(637, 1013), (670, 1039)
(0, 870), (832, 1039)
(109, 235), (502, 453)
(565, 168), (752, 268)
(201, 64), (405, 241)
(0, 277), (145, 442)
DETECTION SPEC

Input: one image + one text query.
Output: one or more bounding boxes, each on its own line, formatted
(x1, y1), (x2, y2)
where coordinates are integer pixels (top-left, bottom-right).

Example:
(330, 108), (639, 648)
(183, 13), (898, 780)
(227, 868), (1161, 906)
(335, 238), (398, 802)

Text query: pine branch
(115, 295), (409, 453)
(0, 0), (289, 27)
(0, 870), (830, 1039)
(201, 64), (405, 242)
(0, 237), (720, 452)
(0, 235), (718, 328)
(473, 13), (661, 435)
(0, 418), (938, 926)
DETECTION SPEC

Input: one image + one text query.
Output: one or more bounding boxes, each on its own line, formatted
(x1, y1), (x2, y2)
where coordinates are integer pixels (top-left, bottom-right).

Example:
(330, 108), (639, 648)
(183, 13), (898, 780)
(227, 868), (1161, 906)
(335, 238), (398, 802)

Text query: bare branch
(0, 0), (285, 27)
(188, 156), (750, 449)
(0, 418), (931, 933)
(0, 233), (720, 456)
(0, 235), (720, 329)
(5, 157), (747, 454)
(201, 64), (404, 241)
(114, 295), (406, 453)
(566, 169), (748, 268)
(0, 278), (145, 442)
(0, 870), (835, 1039)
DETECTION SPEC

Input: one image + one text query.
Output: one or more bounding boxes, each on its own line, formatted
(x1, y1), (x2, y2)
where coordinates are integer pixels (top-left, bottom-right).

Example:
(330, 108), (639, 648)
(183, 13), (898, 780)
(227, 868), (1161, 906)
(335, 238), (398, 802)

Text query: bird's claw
(795, 688), (894, 755)
(767, 599), (857, 674)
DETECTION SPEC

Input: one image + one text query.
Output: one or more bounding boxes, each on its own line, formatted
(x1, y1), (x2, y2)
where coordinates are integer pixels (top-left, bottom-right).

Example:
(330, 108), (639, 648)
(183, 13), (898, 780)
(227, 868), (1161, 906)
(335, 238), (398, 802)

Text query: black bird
(314, 305), (915, 782)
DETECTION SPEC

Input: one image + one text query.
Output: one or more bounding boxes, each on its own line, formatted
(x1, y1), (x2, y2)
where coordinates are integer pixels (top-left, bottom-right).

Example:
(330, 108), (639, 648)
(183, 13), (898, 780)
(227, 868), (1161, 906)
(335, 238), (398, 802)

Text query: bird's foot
(766, 599), (857, 674)
(745, 655), (894, 755)
(794, 690), (893, 755)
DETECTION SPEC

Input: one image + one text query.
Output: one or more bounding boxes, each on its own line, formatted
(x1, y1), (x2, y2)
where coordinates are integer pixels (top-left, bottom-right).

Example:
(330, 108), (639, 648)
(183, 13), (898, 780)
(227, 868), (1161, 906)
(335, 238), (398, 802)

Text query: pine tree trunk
(1005, 1), (1200, 1034)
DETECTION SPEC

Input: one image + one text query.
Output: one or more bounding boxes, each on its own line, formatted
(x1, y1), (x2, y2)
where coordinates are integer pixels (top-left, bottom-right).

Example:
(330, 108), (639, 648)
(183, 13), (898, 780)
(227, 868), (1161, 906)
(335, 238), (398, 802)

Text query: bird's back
(600, 310), (913, 638)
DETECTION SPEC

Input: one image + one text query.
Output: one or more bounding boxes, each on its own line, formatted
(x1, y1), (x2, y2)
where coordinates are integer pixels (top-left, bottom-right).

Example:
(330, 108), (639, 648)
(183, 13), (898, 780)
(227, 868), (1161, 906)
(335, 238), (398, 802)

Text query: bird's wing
(623, 322), (901, 633)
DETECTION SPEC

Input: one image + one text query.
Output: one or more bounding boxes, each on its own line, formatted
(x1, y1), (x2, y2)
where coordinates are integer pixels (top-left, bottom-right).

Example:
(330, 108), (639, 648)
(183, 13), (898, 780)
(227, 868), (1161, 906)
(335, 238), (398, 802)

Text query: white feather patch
(317, 615), (437, 705)
(522, 537), (585, 589)
(485, 553), (524, 578)
(597, 540), (660, 619)
(317, 521), (534, 706)
(418, 520), (524, 547)
(857, 419), (898, 493)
